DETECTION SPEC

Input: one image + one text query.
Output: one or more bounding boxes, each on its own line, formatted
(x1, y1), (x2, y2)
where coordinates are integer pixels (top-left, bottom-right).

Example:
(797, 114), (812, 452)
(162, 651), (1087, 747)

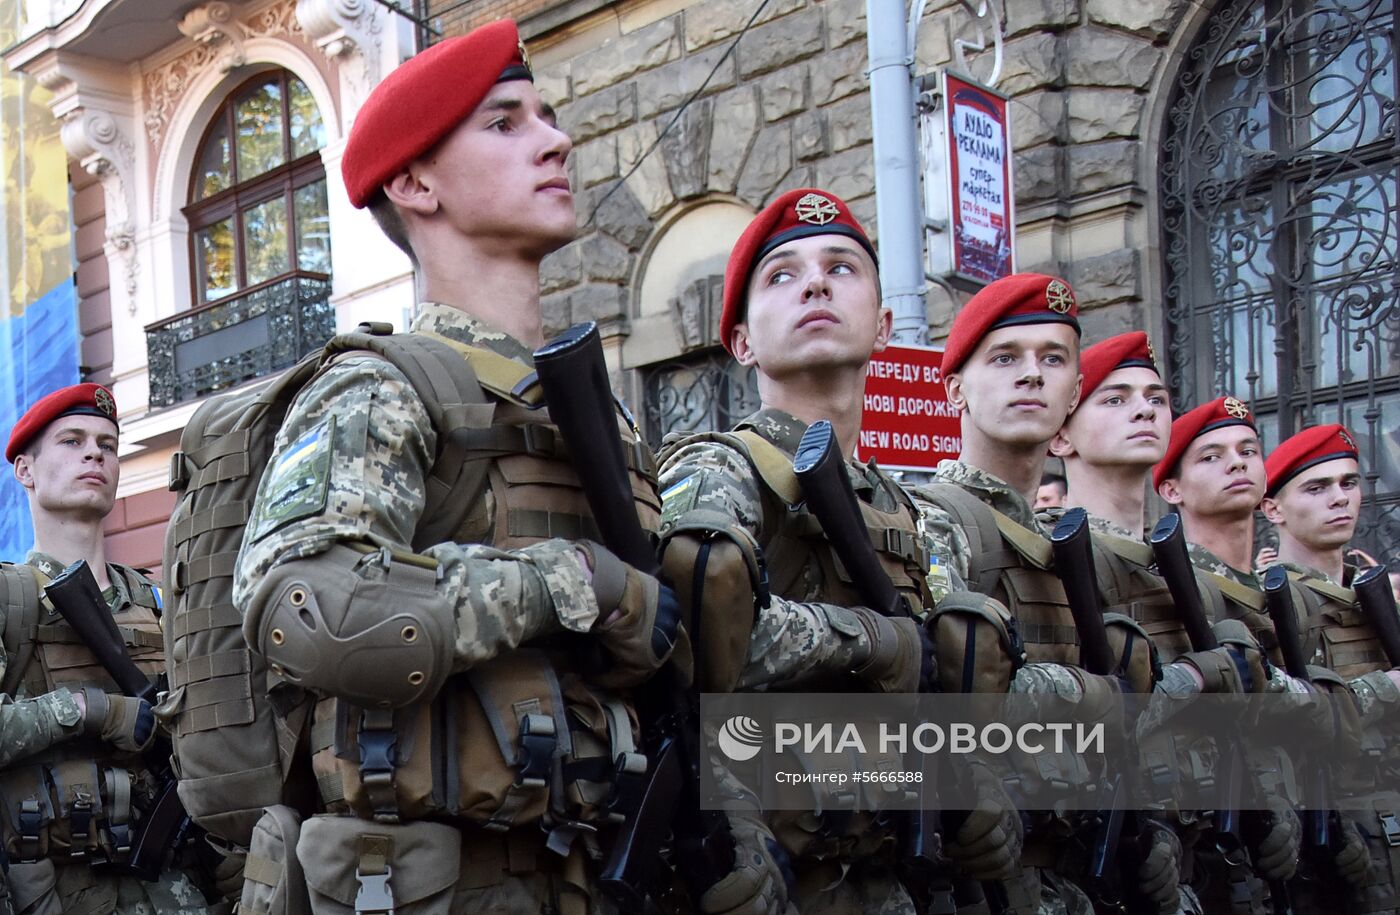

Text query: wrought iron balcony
(145, 271), (334, 409)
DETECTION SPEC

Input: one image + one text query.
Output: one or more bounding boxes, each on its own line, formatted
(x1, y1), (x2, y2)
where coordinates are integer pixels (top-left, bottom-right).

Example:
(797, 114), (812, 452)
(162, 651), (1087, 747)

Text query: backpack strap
(1201, 568), (1266, 613)
(729, 430), (802, 505)
(0, 564), (42, 697)
(918, 482), (1054, 583)
(1093, 530), (1157, 570)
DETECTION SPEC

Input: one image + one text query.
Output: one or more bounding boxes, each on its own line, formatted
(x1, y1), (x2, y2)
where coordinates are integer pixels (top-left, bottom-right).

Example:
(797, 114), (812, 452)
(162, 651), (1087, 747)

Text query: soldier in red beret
(2, 384), (210, 914)
(658, 188), (1023, 914)
(1259, 424), (1364, 587)
(233, 18), (679, 915)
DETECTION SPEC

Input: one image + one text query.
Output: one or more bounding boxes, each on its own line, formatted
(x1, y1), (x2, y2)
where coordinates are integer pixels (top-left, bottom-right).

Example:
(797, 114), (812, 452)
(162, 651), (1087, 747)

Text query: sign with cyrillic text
(857, 344), (960, 472)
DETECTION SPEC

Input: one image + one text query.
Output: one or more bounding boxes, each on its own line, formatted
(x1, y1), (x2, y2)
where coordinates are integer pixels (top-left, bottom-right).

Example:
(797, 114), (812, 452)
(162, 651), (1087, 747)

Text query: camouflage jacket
(0, 551), (135, 768)
(658, 408), (923, 690)
(233, 303), (603, 672)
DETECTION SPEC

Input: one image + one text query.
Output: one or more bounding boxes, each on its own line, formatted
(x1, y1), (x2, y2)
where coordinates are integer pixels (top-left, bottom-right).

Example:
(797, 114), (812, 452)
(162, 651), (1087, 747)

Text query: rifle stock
(43, 560), (190, 881)
(1354, 565), (1400, 667)
(533, 322), (734, 907)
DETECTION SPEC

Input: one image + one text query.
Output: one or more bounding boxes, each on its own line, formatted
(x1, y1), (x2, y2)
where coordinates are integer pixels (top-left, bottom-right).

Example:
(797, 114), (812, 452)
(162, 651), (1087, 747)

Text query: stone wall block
(1067, 89), (1145, 142)
(738, 8), (824, 80)
(1014, 145), (1061, 203)
(559, 82), (636, 144)
(581, 233), (634, 283)
(1067, 140), (1138, 194)
(995, 31), (1065, 95)
(1065, 28), (1161, 89)
(1010, 90), (1065, 150)
(576, 137), (619, 188)
(535, 64), (572, 108)
(826, 0), (867, 48)
(1067, 249), (1140, 308)
(793, 109), (827, 161)
(759, 66), (809, 122)
(737, 122), (794, 204)
(1078, 301), (1148, 341)
(540, 244), (583, 296)
(814, 145), (875, 204)
(637, 44), (736, 119)
(826, 93), (872, 153)
(574, 17), (681, 97)
(811, 42), (869, 105)
(542, 290), (572, 337)
(684, 0), (806, 52)
(708, 87), (761, 193)
(661, 99), (715, 198)
(571, 283), (628, 324)
(1004, 0), (1080, 38)
(619, 122), (677, 216)
(586, 182), (652, 250)
(847, 193), (877, 243)
(1086, 0), (1187, 40)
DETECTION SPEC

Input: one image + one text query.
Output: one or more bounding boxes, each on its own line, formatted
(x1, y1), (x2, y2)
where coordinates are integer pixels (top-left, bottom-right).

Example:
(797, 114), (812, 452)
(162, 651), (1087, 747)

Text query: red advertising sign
(945, 71), (1014, 285)
(857, 344), (961, 473)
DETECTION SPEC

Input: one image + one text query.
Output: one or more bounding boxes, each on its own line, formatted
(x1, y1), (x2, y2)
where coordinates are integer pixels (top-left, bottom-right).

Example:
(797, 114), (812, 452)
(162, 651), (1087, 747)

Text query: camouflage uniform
(0, 553), (211, 915)
(234, 303), (661, 915)
(658, 408), (929, 914)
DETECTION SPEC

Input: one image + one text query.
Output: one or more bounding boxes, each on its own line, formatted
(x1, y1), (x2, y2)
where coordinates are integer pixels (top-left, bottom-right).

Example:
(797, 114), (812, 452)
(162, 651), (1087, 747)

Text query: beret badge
(1146, 338), (1157, 364)
(1045, 278), (1074, 314)
(1224, 396), (1250, 420)
(94, 387), (116, 417)
(1339, 427), (1355, 449)
(794, 192), (839, 226)
(516, 38), (531, 71)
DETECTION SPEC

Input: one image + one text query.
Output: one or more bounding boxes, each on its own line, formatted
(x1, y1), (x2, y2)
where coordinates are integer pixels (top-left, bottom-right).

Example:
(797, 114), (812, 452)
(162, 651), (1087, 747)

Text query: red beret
(1078, 331), (1157, 399)
(342, 19), (531, 209)
(7, 383), (119, 463)
(1265, 424), (1359, 497)
(720, 188), (877, 355)
(941, 273), (1081, 379)
(1153, 395), (1256, 490)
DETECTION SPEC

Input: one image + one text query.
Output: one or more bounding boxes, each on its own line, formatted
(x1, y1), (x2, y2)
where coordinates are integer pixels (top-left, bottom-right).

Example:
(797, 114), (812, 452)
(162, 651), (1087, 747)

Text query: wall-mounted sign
(857, 344), (960, 473)
(921, 70), (1015, 290)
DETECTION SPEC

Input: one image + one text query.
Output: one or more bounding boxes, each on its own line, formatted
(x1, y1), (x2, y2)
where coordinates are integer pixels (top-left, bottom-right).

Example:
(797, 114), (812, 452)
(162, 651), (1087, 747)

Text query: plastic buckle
(604, 751), (648, 822)
(1380, 812), (1400, 847)
(515, 713), (556, 789)
(68, 793), (93, 859)
(354, 866), (395, 915)
(358, 728), (398, 783)
(167, 452), (190, 492)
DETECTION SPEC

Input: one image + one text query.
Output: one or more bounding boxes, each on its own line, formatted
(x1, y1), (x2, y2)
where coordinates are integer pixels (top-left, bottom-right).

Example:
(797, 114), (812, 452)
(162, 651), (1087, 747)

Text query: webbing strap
(243, 851), (282, 888)
(1, 566), (42, 697)
(172, 603), (243, 642)
(175, 551), (239, 589)
(1205, 569), (1266, 612)
(1094, 530), (1156, 569)
(990, 510), (1053, 570)
(416, 330), (542, 405)
(1289, 570), (1356, 606)
(28, 624), (163, 650)
(507, 509), (601, 542)
(173, 647), (251, 689)
(730, 431), (802, 505)
(172, 501), (249, 547)
(186, 453), (252, 491)
(188, 430), (252, 468)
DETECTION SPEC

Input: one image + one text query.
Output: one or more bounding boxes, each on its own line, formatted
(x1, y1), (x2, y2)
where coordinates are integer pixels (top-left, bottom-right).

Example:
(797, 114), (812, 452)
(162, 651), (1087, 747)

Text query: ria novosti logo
(717, 716), (765, 762)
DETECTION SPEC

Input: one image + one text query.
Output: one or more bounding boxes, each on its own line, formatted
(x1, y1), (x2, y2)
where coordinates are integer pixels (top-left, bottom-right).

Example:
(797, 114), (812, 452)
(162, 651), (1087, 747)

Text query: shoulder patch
(661, 473), (703, 527)
(251, 417), (336, 543)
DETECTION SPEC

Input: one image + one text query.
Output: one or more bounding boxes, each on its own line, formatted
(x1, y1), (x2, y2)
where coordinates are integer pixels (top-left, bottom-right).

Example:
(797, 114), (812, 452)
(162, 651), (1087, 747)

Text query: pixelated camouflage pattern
(7, 861), (211, 915)
(233, 304), (602, 671)
(1186, 541), (1258, 588)
(657, 409), (918, 690)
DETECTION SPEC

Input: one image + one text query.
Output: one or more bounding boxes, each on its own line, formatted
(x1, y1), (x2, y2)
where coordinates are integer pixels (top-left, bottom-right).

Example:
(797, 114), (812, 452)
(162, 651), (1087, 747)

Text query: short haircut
(367, 190), (415, 262)
(1040, 472), (1066, 491)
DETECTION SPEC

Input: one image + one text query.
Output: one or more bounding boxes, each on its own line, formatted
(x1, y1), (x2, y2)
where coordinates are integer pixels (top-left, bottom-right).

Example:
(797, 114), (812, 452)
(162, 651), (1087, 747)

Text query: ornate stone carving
(297, 0), (383, 111)
(178, 2), (248, 73)
(669, 276), (722, 352)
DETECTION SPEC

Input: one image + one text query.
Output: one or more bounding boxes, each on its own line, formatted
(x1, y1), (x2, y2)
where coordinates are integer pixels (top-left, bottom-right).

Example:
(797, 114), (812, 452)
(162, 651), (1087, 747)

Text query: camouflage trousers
(7, 862), (211, 915)
(792, 855), (915, 915)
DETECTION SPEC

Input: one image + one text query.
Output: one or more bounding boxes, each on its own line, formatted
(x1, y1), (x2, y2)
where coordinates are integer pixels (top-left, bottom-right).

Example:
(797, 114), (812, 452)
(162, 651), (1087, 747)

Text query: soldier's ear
(870, 308), (894, 355)
(1048, 428), (1076, 459)
(730, 323), (758, 367)
(384, 168), (438, 217)
(944, 373), (966, 412)
(1157, 478), (1184, 506)
(12, 454), (34, 491)
(1066, 373), (1083, 414)
(1259, 495), (1285, 525)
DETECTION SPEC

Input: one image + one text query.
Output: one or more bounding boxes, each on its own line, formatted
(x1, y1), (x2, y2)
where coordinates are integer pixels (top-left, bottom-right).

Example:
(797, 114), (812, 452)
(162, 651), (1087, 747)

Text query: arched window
(186, 69), (330, 302)
(1160, 0), (1400, 563)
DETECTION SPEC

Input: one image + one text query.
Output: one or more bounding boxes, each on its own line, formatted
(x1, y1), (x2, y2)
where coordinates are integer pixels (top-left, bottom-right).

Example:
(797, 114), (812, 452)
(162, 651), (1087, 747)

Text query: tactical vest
(662, 428), (927, 863)
(1089, 531), (1193, 660)
(1289, 573), (1389, 680)
(309, 334), (659, 846)
(919, 483), (1077, 664)
(0, 562), (164, 863)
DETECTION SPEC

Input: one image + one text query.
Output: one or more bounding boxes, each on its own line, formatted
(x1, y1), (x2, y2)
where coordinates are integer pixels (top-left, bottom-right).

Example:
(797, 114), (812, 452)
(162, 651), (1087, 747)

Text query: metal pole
(867, 0), (928, 345)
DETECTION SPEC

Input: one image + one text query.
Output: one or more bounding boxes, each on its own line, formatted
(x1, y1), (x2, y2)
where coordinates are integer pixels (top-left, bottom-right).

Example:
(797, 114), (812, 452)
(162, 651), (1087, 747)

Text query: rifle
(1263, 566), (1339, 873)
(1150, 513), (1290, 915)
(1049, 508), (1153, 913)
(793, 420), (997, 914)
(1354, 565), (1400, 667)
(532, 321), (734, 910)
(43, 560), (191, 882)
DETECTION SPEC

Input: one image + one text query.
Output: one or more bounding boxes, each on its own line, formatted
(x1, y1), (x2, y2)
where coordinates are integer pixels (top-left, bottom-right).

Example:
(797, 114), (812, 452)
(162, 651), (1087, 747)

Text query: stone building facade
(5, 0), (1396, 565)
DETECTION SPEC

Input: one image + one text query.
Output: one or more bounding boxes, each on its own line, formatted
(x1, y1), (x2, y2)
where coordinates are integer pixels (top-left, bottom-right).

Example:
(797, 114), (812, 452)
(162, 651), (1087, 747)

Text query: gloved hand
(699, 814), (793, 915)
(943, 761), (1023, 880)
(1333, 816), (1371, 887)
(1176, 620), (1269, 694)
(1250, 795), (1301, 881)
(82, 688), (155, 752)
(580, 541), (681, 687)
(1136, 821), (1183, 913)
(850, 608), (927, 693)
